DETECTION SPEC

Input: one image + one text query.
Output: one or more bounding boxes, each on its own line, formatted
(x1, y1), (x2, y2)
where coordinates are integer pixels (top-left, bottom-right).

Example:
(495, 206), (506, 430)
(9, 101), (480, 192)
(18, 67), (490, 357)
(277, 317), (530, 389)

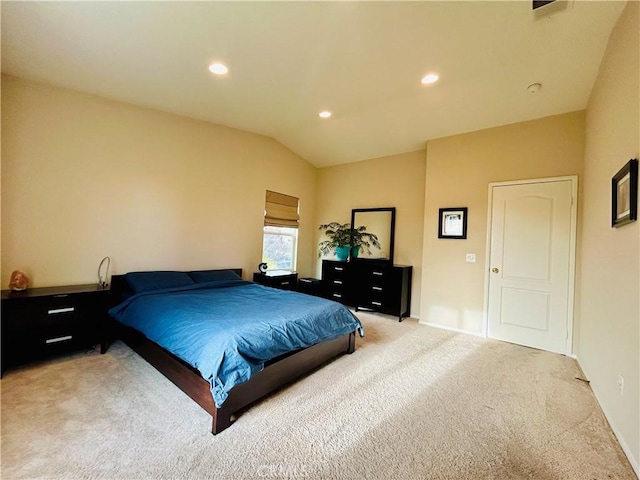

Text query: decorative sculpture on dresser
(9, 270), (30, 291)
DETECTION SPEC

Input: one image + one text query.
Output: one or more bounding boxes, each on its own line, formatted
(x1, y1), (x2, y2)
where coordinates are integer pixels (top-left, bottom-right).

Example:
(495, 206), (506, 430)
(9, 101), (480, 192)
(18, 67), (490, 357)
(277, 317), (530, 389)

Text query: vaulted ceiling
(1, 1), (625, 167)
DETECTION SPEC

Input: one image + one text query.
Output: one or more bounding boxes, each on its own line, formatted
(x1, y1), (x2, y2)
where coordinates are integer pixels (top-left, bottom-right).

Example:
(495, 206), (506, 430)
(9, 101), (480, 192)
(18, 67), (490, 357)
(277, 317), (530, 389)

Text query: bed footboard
(211, 331), (356, 434)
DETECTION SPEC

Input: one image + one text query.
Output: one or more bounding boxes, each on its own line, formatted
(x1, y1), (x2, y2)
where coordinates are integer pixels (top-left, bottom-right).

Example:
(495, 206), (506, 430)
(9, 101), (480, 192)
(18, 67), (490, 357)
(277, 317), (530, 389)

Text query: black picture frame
(438, 207), (468, 239)
(612, 158), (638, 228)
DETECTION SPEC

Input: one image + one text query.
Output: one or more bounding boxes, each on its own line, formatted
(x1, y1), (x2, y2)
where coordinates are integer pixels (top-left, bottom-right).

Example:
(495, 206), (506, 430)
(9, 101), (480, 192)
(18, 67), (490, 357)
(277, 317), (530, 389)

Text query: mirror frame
(350, 207), (396, 264)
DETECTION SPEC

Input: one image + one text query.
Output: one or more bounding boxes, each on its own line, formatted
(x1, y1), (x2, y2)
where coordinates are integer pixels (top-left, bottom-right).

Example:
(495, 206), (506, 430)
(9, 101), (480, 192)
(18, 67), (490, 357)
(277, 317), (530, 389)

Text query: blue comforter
(109, 279), (362, 407)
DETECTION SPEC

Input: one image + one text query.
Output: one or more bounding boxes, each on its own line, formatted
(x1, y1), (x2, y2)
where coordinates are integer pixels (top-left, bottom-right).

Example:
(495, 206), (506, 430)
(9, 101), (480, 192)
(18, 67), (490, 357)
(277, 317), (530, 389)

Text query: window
(262, 226), (298, 270)
(263, 191), (299, 271)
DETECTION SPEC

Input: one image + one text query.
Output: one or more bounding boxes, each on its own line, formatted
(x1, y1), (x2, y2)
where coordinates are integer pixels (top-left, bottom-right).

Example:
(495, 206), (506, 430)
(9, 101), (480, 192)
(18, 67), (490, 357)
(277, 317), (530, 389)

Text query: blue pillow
(188, 269), (242, 283)
(126, 271), (195, 293)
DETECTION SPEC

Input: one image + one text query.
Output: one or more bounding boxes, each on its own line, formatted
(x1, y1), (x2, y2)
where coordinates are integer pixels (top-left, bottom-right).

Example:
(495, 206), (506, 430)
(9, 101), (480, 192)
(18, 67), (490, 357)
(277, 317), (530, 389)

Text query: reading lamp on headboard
(98, 256), (111, 290)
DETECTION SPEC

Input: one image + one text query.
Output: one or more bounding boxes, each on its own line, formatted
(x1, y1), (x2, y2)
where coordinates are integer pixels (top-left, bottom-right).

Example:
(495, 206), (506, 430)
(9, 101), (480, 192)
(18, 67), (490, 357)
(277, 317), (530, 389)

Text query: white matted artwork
(438, 207), (468, 239)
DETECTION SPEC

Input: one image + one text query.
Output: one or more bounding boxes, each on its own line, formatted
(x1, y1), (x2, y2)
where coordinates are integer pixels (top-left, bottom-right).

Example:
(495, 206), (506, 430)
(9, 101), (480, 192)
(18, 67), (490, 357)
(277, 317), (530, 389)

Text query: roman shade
(264, 190), (299, 228)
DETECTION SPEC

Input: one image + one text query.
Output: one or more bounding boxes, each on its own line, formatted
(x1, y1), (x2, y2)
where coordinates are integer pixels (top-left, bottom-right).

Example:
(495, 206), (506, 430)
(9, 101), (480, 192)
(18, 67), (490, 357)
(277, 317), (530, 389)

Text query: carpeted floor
(1, 312), (636, 479)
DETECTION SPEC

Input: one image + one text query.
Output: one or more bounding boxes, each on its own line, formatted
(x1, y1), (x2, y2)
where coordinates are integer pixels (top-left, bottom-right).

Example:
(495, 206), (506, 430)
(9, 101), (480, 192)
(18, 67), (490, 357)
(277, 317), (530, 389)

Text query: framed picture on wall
(438, 207), (468, 239)
(611, 158), (638, 228)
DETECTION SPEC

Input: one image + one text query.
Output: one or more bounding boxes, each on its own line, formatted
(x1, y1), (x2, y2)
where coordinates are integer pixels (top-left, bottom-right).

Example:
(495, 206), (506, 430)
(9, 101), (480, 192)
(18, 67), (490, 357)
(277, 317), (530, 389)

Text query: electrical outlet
(618, 375), (624, 395)
(466, 253), (476, 263)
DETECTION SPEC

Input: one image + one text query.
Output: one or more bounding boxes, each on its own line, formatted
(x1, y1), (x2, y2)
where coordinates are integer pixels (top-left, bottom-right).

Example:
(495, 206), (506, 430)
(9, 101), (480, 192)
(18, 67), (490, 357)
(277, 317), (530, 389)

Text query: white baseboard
(574, 355), (639, 477)
(418, 320), (485, 338)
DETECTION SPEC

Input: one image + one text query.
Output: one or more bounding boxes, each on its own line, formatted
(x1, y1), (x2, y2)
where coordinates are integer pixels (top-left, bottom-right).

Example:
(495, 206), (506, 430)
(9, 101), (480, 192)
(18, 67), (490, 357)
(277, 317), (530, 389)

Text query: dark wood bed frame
(107, 269), (356, 434)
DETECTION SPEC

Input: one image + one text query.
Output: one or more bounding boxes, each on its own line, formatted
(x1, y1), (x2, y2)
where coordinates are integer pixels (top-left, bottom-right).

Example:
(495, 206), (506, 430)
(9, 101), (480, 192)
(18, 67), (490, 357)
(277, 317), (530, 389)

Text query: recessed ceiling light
(208, 63), (228, 75)
(319, 111), (332, 119)
(421, 73), (439, 85)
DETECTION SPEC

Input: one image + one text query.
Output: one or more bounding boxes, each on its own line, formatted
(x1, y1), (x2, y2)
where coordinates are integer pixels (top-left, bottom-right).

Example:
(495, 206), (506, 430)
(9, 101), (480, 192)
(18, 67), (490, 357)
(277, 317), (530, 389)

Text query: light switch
(466, 253), (476, 263)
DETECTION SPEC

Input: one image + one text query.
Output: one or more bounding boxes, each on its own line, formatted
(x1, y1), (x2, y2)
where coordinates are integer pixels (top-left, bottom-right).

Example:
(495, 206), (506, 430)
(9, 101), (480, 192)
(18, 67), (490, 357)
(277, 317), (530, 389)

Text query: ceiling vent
(533, 0), (571, 18)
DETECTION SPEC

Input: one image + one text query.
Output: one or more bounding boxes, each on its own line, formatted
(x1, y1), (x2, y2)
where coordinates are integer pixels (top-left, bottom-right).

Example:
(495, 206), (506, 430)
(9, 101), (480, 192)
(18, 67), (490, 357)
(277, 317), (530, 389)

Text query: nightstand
(298, 278), (322, 297)
(1, 284), (109, 374)
(253, 271), (298, 291)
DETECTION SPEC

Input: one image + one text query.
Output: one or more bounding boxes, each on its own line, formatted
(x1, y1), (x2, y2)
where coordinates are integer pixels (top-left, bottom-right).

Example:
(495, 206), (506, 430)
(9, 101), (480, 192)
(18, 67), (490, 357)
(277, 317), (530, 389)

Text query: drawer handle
(46, 335), (73, 344)
(53, 294), (69, 298)
(372, 271), (384, 276)
(333, 280), (343, 285)
(281, 281), (290, 286)
(372, 286), (383, 291)
(332, 293), (342, 298)
(371, 301), (382, 306)
(48, 307), (75, 315)
(334, 267), (344, 272)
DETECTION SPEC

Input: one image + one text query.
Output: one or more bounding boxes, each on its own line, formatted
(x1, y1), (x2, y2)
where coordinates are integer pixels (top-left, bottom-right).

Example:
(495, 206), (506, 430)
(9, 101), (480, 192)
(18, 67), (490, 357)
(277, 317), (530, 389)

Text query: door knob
(492, 267), (500, 274)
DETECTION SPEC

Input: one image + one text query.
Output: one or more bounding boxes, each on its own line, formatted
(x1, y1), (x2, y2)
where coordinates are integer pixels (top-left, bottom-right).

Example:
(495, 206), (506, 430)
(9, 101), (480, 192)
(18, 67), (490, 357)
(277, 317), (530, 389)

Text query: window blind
(264, 190), (299, 228)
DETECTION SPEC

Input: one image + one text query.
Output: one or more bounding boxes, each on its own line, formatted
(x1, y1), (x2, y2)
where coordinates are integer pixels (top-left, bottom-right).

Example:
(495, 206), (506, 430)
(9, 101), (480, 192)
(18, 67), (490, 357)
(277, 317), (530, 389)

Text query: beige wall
(316, 151), (426, 317)
(578, 1), (639, 470)
(421, 111), (585, 333)
(1, 75), (317, 286)
(3, 11), (637, 467)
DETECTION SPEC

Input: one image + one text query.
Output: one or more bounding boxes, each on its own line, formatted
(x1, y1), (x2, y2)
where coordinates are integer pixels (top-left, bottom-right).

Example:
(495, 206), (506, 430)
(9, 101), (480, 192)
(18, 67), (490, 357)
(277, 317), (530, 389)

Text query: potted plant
(350, 225), (381, 258)
(318, 222), (351, 260)
(318, 222), (381, 260)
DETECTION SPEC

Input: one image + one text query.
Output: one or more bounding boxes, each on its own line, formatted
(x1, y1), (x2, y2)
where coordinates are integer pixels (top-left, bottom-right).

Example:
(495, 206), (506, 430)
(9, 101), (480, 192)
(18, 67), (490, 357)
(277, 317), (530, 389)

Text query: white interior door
(487, 178), (576, 354)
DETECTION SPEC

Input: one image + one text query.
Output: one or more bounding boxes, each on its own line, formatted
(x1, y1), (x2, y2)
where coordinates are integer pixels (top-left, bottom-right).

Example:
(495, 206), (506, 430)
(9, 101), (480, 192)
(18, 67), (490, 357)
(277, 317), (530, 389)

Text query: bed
(107, 268), (362, 434)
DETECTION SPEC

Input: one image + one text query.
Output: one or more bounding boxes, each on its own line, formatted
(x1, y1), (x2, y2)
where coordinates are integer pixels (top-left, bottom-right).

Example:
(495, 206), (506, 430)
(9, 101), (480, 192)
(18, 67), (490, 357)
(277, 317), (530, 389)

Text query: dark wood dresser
(321, 259), (412, 321)
(1, 284), (109, 374)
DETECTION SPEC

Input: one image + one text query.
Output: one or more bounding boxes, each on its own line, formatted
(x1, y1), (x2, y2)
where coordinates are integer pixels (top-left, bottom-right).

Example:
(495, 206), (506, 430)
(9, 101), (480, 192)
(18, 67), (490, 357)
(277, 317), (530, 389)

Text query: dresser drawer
(7, 293), (98, 326)
(359, 292), (400, 312)
(327, 286), (349, 303)
(40, 315), (88, 340)
(360, 262), (397, 281)
(327, 262), (348, 274)
(39, 320), (93, 354)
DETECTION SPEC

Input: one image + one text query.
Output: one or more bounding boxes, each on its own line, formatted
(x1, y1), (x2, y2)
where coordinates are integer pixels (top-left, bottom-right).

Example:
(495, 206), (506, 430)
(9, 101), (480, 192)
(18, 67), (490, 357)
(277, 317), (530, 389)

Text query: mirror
(350, 207), (396, 264)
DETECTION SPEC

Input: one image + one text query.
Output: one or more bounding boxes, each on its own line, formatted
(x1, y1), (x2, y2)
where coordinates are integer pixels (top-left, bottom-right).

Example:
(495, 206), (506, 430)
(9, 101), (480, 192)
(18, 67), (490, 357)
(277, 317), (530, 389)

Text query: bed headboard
(109, 268), (243, 308)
